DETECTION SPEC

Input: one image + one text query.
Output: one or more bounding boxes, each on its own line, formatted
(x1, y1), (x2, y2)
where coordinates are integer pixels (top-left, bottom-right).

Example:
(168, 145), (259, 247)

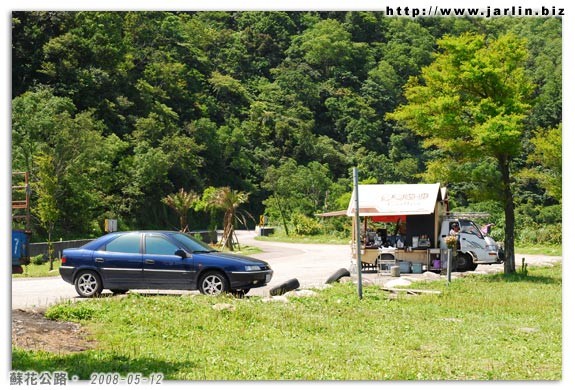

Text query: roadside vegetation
(12, 13), (560, 257)
(255, 231), (349, 245)
(13, 258), (62, 278)
(13, 264), (561, 380)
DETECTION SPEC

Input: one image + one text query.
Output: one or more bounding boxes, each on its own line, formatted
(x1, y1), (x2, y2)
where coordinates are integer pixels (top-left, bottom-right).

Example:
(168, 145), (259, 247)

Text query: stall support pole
(353, 167), (363, 300)
(447, 249), (452, 284)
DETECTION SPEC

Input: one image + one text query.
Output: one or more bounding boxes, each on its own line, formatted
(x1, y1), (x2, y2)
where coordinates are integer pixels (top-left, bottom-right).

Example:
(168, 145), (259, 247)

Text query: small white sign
(105, 219), (117, 232)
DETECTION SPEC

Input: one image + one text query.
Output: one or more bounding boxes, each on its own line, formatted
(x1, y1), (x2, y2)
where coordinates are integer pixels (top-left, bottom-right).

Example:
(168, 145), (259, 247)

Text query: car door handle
(144, 259), (155, 264)
(95, 258), (105, 263)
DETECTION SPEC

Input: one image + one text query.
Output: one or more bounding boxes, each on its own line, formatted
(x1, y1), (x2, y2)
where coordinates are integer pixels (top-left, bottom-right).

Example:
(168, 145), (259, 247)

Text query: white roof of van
(346, 183), (444, 217)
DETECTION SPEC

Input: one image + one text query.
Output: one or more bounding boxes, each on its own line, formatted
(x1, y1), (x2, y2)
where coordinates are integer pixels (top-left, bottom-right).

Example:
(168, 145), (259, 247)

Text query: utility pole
(353, 167), (363, 300)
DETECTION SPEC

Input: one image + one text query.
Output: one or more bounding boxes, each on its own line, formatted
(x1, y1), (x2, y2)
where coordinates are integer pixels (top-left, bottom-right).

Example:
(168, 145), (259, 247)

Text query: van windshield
(459, 220), (484, 239)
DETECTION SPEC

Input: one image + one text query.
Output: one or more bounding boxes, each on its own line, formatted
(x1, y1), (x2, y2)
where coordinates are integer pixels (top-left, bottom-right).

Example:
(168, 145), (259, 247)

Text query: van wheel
(455, 253), (475, 272)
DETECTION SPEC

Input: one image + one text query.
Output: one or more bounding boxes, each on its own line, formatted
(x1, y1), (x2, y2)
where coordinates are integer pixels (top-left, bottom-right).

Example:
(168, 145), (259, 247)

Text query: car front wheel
(198, 271), (229, 296)
(75, 270), (103, 298)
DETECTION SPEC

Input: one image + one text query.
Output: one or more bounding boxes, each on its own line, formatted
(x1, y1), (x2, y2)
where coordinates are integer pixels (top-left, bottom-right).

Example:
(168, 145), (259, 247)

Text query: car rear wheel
(199, 271), (229, 296)
(75, 270), (103, 298)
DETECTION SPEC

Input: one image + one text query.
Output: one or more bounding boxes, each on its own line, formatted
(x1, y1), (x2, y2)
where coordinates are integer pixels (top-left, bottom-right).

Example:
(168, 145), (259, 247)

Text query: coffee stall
(345, 183), (448, 273)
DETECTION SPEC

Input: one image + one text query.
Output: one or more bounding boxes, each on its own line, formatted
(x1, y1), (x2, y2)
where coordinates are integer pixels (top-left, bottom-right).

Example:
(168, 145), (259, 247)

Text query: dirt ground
(12, 309), (96, 354)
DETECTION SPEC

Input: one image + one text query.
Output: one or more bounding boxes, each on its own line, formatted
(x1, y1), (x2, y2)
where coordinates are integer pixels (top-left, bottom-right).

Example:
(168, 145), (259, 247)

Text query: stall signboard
(346, 183), (443, 217)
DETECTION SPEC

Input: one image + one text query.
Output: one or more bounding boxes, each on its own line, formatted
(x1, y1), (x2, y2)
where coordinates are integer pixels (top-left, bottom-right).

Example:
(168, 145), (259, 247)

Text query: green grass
(515, 245), (562, 256)
(13, 259), (62, 278)
(13, 264), (562, 380)
(219, 245), (262, 256)
(255, 231), (349, 245)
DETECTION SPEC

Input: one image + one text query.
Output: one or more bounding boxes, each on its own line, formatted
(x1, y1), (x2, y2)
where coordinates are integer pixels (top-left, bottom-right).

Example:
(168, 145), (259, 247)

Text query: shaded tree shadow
(12, 349), (192, 380)
(483, 268), (561, 285)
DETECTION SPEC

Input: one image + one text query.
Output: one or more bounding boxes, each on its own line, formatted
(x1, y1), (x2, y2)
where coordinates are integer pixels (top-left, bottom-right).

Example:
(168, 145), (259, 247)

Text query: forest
(11, 11), (562, 246)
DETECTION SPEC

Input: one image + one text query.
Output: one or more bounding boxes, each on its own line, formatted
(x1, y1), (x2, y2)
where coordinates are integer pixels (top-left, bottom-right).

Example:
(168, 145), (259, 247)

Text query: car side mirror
(175, 249), (188, 258)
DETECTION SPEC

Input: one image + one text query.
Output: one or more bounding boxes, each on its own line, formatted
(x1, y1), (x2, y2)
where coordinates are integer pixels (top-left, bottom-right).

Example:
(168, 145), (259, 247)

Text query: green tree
(12, 11), (74, 98)
(524, 124), (562, 202)
(12, 88), (126, 238)
(162, 188), (200, 232)
(293, 19), (354, 77)
(33, 151), (60, 270)
(380, 18), (435, 82)
(388, 33), (533, 274)
(203, 187), (252, 250)
(262, 159), (333, 234)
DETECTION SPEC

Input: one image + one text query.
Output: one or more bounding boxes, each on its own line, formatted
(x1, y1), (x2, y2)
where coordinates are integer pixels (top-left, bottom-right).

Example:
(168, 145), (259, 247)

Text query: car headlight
(245, 265), (261, 271)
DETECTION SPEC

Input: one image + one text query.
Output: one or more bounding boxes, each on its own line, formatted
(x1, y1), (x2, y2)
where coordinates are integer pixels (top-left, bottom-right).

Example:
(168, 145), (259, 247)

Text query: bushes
(515, 203), (562, 246)
(30, 254), (46, 265)
(289, 213), (351, 238)
(454, 202), (562, 246)
(45, 303), (96, 321)
(292, 213), (323, 236)
(517, 223), (562, 246)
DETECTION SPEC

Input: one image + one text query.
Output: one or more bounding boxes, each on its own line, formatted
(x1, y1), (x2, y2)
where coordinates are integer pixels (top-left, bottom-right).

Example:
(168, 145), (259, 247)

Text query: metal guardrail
(28, 239), (95, 258)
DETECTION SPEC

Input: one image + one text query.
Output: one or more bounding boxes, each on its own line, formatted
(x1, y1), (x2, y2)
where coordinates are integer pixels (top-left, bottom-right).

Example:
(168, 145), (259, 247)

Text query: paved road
(236, 230), (352, 296)
(11, 230), (561, 309)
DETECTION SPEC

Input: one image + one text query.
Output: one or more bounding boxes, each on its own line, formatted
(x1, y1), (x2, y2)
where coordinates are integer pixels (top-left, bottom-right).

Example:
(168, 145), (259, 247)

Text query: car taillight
(61, 256), (67, 264)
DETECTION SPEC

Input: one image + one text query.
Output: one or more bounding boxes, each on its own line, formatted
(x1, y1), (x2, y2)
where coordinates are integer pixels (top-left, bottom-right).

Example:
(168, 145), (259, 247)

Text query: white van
(440, 218), (502, 271)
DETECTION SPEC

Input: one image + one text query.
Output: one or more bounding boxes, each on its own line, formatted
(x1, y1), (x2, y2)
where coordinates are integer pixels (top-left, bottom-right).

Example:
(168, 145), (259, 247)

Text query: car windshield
(171, 233), (218, 253)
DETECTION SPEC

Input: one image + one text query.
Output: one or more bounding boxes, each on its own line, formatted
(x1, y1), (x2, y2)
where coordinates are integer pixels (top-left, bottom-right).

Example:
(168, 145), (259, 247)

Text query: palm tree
(162, 188), (199, 232)
(205, 187), (253, 250)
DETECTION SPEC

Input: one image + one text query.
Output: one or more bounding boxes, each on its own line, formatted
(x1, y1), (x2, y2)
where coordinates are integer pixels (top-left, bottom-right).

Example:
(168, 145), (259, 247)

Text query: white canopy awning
(346, 183), (444, 217)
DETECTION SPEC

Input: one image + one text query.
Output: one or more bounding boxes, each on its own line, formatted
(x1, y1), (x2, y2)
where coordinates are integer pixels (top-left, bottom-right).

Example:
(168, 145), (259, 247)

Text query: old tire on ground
(269, 278), (300, 296)
(74, 270), (103, 298)
(199, 271), (229, 296)
(325, 268), (351, 284)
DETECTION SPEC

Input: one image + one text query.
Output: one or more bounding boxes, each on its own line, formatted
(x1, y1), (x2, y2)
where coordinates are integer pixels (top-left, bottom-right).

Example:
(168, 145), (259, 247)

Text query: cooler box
(411, 263), (423, 274)
(399, 261), (412, 273)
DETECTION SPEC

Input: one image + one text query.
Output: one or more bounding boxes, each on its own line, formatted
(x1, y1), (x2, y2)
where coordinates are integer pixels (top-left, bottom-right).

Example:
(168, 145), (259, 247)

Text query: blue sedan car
(59, 231), (273, 297)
